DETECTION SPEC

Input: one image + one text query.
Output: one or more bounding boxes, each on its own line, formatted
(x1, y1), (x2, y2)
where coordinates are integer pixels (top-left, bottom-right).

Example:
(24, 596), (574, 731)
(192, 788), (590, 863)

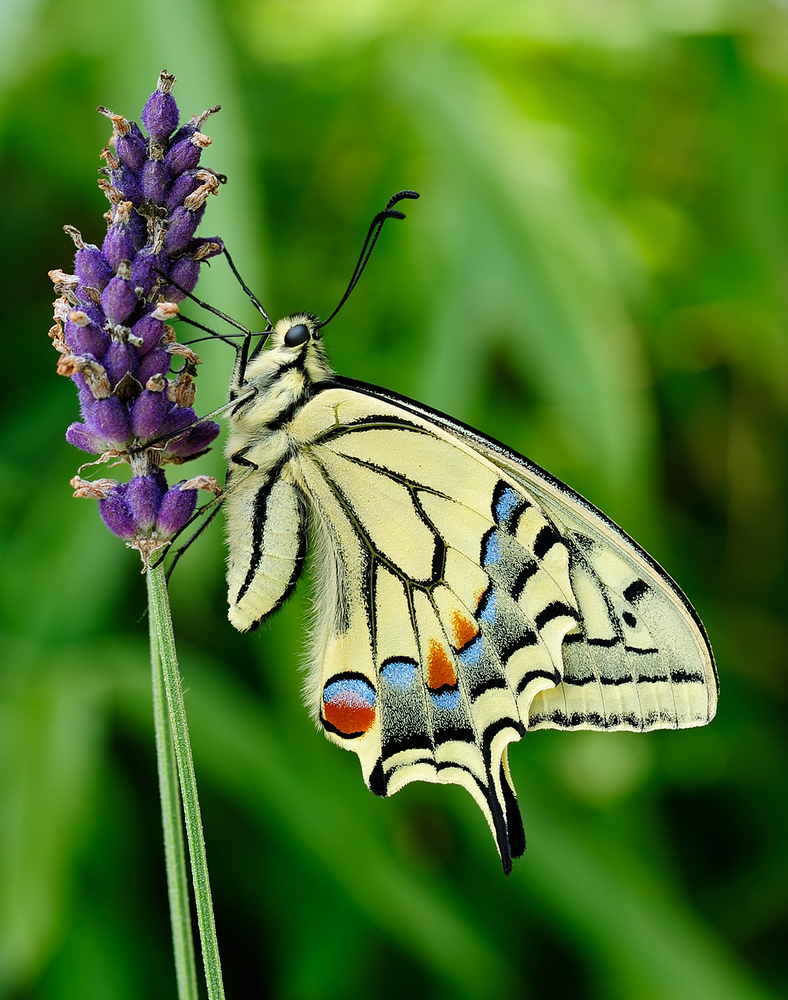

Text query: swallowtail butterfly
(220, 192), (717, 872)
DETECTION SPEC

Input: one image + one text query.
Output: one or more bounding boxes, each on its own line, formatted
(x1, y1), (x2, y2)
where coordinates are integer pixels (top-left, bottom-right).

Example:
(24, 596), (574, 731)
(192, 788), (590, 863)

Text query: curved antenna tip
(387, 190), (420, 208)
(317, 190), (420, 329)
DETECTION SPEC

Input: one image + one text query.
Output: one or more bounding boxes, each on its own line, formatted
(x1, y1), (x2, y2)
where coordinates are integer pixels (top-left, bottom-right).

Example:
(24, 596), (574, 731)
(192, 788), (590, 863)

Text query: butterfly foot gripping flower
(49, 70), (225, 566)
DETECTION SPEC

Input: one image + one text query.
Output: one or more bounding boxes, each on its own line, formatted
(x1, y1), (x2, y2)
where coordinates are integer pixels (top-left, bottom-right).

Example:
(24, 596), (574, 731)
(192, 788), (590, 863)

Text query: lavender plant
(48, 71), (227, 1000)
(49, 70), (223, 557)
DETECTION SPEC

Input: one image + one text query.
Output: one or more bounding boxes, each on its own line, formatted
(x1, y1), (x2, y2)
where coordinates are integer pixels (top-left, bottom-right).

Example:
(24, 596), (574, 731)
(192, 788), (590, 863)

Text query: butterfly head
(273, 312), (322, 350)
(241, 311), (333, 388)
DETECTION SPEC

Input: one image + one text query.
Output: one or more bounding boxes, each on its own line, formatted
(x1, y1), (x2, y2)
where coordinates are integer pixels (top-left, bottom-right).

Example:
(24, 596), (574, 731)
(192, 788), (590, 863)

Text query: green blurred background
(1, 0), (786, 997)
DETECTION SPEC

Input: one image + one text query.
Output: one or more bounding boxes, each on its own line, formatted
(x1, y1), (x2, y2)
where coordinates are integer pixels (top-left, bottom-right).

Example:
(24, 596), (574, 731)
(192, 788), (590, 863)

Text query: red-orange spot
(451, 610), (479, 649)
(323, 697), (376, 736)
(427, 639), (457, 691)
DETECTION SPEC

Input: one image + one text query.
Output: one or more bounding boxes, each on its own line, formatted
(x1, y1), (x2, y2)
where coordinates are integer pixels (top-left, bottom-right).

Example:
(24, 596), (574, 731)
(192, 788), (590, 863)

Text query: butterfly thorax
(225, 313), (334, 478)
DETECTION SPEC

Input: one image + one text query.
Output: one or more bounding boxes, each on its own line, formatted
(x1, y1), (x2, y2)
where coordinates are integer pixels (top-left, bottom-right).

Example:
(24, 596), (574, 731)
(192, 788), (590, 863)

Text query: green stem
(148, 571), (199, 1000)
(147, 562), (225, 1000)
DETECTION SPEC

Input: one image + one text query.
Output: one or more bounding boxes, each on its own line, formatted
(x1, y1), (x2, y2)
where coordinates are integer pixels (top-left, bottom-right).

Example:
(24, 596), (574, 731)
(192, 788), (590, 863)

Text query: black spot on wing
(491, 480), (530, 533)
(516, 667), (561, 695)
(669, 669), (705, 684)
(623, 579), (649, 603)
(467, 675), (509, 699)
(511, 560), (538, 601)
(434, 723), (476, 745)
(534, 602), (578, 630)
(498, 626), (539, 662)
(533, 524), (561, 560)
(382, 734), (434, 757)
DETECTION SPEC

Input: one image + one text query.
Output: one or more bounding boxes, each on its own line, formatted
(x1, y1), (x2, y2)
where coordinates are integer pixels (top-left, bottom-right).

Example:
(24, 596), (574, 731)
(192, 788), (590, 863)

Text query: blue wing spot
(323, 675), (377, 707)
(477, 587), (498, 626)
(380, 658), (417, 691)
(481, 529), (502, 567)
(493, 485), (521, 528)
(459, 635), (485, 669)
(430, 689), (461, 711)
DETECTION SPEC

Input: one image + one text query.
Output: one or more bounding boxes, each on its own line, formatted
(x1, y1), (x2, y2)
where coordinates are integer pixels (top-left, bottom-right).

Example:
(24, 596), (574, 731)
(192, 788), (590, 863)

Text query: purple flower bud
(142, 90), (179, 142)
(165, 136), (202, 175)
(101, 275), (138, 325)
(75, 245), (113, 290)
(163, 204), (204, 255)
(116, 124), (147, 173)
(163, 419), (221, 459)
(170, 120), (198, 146)
(126, 473), (166, 531)
(130, 250), (164, 297)
(66, 421), (107, 454)
(89, 396), (131, 447)
(102, 224), (136, 271)
(159, 403), (195, 438)
(141, 158), (171, 203)
(138, 347), (172, 383)
(104, 340), (139, 386)
(156, 482), (198, 537)
(76, 378), (93, 409)
(110, 164), (142, 206)
(164, 257), (200, 300)
(65, 317), (110, 358)
(129, 209), (147, 251)
(131, 313), (165, 354)
(99, 484), (136, 539)
(131, 386), (169, 439)
(79, 303), (105, 326)
(165, 171), (200, 214)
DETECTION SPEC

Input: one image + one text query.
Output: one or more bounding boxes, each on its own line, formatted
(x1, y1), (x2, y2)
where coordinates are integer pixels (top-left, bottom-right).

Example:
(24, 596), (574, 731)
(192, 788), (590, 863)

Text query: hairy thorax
(225, 334), (334, 479)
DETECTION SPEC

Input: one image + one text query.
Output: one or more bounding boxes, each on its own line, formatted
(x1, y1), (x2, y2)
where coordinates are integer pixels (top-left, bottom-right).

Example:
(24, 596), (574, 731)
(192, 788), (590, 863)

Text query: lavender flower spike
(49, 71), (227, 565)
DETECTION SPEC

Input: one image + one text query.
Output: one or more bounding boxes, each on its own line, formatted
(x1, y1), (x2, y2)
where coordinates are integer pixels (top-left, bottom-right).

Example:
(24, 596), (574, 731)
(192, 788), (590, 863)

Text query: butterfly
(219, 192), (717, 873)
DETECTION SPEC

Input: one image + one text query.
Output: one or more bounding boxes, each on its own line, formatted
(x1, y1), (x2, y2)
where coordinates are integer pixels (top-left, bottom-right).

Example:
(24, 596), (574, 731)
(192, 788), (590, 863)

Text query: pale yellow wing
(225, 377), (716, 871)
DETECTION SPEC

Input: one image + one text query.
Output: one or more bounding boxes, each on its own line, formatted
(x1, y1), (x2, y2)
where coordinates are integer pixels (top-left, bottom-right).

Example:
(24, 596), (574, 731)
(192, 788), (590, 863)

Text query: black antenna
(317, 190), (419, 330)
(177, 312), (247, 348)
(223, 247), (273, 329)
(152, 265), (258, 340)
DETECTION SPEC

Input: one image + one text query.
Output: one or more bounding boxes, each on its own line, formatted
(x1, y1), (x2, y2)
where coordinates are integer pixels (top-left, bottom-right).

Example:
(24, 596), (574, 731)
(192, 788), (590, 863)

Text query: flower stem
(147, 562), (225, 1000)
(148, 570), (199, 1000)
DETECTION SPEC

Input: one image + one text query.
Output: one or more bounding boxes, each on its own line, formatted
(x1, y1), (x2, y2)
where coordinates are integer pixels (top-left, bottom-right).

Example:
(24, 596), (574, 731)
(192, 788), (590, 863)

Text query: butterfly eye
(284, 323), (310, 347)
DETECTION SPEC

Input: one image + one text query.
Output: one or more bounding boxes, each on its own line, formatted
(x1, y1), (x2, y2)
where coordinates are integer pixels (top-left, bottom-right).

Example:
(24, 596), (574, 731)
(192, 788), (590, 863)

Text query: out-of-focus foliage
(1, 0), (786, 996)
